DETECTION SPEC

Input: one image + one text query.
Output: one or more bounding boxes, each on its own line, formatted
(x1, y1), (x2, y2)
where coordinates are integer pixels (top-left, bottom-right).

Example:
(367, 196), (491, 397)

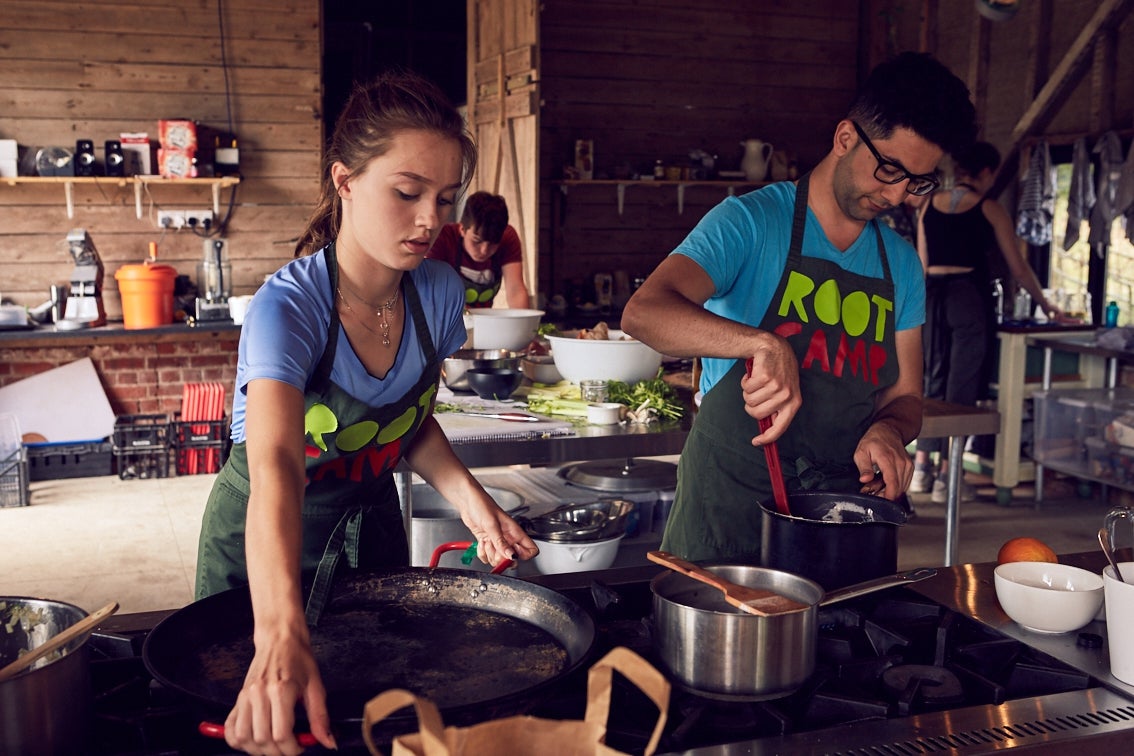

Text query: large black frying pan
(142, 568), (597, 728)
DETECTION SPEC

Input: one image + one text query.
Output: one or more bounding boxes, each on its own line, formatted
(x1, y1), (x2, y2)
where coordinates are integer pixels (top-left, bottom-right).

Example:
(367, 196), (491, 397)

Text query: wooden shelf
(1, 175), (240, 219)
(551, 178), (770, 215)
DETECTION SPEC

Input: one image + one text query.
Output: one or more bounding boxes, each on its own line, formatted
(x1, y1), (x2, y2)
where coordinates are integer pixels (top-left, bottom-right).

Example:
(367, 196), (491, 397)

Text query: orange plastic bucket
(115, 263), (178, 329)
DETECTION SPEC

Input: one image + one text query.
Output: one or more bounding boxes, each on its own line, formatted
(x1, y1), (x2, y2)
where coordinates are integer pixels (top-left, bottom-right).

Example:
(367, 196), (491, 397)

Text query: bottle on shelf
(1106, 300), (1120, 328)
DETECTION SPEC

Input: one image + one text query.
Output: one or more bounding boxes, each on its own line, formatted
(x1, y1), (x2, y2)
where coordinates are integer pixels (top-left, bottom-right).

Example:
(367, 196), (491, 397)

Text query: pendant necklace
(337, 285), (400, 348)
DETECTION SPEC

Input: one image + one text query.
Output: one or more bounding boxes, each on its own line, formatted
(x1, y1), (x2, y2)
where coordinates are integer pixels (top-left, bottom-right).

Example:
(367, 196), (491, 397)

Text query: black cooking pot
(759, 491), (909, 590)
(142, 567), (596, 735)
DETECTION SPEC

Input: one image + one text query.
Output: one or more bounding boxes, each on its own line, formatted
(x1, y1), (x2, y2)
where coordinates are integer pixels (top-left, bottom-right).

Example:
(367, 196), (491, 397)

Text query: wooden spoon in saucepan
(648, 551), (809, 615)
(0, 601), (119, 683)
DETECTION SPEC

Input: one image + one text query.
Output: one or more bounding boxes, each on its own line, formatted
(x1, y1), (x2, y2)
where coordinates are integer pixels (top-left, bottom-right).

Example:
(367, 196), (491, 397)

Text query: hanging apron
(196, 242), (441, 624)
(662, 174), (900, 562)
(459, 255), (503, 307)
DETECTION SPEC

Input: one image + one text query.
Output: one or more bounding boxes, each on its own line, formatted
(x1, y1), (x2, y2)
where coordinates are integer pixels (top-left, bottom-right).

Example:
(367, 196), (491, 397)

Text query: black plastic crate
(113, 414), (170, 480)
(27, 441), (114, 481)
(172, 412), (229, 475)
(112, 414), (170, 452)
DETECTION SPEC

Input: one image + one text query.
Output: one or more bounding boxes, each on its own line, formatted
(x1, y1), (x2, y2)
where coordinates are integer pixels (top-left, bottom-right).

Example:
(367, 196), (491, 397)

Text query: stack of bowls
(441, 349), (522, 392)
(522, 500), (633, 574)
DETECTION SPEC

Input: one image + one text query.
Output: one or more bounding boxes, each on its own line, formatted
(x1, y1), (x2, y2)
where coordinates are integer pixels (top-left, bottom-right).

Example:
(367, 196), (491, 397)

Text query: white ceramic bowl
(521, 355), (563, 384)
(468, 309), (545, 351)
(994, 561), (1104, 634)
(545, 330), (662, 384)
(532, 534), (624, 574)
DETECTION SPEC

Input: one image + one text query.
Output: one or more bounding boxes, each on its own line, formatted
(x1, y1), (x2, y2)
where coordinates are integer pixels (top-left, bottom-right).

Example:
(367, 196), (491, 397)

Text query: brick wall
(0, 338), (238, 420)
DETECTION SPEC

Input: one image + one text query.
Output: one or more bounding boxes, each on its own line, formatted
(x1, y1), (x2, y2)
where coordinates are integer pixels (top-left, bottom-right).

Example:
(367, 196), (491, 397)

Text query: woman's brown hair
(294, 70), (477, 257)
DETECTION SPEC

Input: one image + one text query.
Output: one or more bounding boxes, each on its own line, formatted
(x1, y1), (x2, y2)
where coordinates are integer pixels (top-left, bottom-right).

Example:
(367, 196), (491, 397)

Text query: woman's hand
(461, 490), (539, 567)
(223, 627), (336, 755)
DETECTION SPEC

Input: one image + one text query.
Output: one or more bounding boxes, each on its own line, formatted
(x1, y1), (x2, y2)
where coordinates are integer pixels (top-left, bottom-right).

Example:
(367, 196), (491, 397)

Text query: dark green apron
(460, 255), (503, 307)
(195, 242), (441, 624)
(661, 174), (900, 562)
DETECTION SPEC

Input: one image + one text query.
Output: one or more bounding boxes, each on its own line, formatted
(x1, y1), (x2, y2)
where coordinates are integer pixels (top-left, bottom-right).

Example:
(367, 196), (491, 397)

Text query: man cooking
(621, 52), (978, 562)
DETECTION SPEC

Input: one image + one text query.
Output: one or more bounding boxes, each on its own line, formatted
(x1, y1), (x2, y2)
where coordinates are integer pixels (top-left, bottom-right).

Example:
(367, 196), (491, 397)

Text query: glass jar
(580, 379), (609, 403)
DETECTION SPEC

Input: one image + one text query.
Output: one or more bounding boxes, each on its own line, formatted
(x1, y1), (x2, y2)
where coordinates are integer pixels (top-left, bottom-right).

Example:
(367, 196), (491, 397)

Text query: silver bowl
(441, 349), (522, 391)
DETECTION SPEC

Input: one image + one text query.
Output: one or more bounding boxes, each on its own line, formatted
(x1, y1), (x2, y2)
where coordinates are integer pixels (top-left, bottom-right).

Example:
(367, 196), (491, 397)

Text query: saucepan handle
(428, 540), (513, 574)
(818, 567), (937, 607)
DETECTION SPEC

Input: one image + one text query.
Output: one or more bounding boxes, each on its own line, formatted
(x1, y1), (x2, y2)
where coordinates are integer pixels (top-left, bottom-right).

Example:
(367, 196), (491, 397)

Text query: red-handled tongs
(745, 358), (792, 517)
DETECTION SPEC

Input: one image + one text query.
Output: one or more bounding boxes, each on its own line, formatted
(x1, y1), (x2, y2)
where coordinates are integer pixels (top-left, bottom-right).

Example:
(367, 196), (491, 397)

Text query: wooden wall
(0, 0), (322, 320)
(535, 0), (862, 303)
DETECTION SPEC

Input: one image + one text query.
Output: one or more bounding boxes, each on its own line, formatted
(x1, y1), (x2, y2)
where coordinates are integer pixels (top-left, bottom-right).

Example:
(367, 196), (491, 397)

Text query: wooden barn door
(466, 0), (541, 304)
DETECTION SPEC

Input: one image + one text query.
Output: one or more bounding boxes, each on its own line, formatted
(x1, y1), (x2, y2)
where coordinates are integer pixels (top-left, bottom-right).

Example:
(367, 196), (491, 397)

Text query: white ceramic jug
(741, 139), (774, 182)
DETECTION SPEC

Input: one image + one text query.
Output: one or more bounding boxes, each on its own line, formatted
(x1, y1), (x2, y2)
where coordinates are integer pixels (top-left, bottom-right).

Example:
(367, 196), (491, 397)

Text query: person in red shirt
(428, 191), (531, 308)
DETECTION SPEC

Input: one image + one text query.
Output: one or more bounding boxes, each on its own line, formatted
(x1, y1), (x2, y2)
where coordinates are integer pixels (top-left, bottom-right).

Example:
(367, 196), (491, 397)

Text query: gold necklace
(337, 285), (400, 348)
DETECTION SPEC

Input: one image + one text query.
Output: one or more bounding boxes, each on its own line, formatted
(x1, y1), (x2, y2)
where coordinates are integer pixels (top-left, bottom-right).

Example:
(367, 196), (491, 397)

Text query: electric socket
(156, 209), (214, 229)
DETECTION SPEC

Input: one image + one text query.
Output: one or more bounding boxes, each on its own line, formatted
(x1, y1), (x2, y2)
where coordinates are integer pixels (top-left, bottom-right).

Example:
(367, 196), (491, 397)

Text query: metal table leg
(944, 434), (965, 567)
(396, 469), (414, 548)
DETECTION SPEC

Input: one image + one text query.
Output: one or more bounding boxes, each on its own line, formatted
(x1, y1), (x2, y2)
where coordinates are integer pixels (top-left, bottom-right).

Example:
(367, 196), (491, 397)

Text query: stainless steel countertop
(661, 552), (1134, 755)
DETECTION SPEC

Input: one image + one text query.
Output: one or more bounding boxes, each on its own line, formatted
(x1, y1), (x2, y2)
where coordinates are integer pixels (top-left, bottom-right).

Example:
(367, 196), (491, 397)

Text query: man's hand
(742, 333), (802, 446)
(853, 423), (914, 500)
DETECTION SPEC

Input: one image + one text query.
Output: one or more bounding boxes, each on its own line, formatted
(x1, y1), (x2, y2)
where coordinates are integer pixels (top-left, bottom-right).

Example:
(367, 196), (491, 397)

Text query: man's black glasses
(851, 121), (940, 196)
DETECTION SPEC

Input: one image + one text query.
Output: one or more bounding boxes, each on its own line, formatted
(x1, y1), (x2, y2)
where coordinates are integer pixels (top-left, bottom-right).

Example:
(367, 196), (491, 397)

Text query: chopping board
(434, 395), (574, 443)
(0, 357), (115, 442)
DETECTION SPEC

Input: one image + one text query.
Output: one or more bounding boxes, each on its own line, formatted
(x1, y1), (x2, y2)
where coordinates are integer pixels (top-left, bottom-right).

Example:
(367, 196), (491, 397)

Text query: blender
(57, 228), (107, 330)
(195, 239), (231, 321)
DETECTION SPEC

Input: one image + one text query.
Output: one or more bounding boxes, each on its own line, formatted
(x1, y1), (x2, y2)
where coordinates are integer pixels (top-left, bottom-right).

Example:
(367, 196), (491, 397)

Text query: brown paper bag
(362, 646), (670, 756)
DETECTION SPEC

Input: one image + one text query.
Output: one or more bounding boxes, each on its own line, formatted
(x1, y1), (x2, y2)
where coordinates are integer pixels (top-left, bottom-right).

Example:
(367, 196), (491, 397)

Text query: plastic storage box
(1033, 387), (1134, 488)
(26, 441), (114, 480)
(171, 412), (229, 475)
(112, 414), (170, 479)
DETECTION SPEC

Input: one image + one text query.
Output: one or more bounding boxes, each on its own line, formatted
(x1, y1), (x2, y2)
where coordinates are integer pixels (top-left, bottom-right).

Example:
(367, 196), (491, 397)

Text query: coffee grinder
(57, 228), (107, 330)
(195, 238), (232, 321)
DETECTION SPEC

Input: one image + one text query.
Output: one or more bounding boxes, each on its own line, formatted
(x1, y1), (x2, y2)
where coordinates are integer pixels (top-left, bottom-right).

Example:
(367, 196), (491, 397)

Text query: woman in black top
(911, 142), (1059, 501)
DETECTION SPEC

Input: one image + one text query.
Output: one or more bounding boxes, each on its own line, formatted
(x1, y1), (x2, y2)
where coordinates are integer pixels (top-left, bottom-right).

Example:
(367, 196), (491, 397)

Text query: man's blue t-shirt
(229, 251), (466, 442)
(674, 182), (926, 395)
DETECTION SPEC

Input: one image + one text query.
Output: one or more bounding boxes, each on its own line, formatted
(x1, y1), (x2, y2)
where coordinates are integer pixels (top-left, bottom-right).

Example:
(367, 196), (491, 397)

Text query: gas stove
(85, 559), (1134, 755)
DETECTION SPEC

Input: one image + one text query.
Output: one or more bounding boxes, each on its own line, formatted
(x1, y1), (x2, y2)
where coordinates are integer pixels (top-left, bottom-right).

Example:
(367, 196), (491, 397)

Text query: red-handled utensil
(198, 722), (319, 748)
(745, 358), (791, 517)
(429, 540), (514, 574)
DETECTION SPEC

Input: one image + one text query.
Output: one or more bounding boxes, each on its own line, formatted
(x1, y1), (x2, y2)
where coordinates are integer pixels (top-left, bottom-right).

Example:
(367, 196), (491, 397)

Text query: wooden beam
(919, 0), (939, 54)
(967, 10), (990, 136)
(1090, 28), (1118, 133)
(1010, 0), (1134, 144)
(1022, 0), (1053, 103)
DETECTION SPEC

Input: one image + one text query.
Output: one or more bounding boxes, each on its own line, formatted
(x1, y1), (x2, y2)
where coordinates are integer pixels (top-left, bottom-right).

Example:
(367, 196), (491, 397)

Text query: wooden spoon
(0, 601), (119, 683)
(648, 551), (808, 615)
(745, 358), (791, 516)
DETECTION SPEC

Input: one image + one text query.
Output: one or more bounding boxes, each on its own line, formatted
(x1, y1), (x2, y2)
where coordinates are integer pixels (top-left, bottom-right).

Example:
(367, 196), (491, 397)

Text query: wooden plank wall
(535, 0), (860, 304)
(0, 0), (322, 319)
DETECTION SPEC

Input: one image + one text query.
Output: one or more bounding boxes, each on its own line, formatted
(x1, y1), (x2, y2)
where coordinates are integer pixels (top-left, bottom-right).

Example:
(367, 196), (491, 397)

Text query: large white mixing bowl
(546, 330), (662, 384)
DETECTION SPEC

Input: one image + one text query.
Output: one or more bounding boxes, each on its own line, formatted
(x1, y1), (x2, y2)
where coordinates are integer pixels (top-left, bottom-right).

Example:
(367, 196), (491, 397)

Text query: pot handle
(198, 722), (318, 748)
(428, 540), (513, 574)
(818, 567), (937, 606)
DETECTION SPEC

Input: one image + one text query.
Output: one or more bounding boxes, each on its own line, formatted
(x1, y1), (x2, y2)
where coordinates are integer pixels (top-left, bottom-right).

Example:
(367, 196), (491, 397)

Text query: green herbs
(607, 377), (684, 422)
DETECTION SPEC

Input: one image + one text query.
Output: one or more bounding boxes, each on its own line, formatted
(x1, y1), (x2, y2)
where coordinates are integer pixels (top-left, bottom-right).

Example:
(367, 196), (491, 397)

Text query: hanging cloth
(1088, 131), (1125, 246)
(1016, 141), (1055, 245)
(1062, 137), (1095, 250)
(1114, 136), (1134, 244)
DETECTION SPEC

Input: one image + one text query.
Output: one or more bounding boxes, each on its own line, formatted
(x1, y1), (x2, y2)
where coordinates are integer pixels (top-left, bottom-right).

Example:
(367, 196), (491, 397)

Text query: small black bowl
(465, 367), (523, 400)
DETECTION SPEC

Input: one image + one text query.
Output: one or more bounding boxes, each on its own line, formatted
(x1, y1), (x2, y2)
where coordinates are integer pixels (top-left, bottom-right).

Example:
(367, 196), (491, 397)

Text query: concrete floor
(0, 467), (1118, 616)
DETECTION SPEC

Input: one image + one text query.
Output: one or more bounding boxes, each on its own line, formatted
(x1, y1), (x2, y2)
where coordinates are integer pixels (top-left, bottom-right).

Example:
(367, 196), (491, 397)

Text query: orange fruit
(997, 537), (1058, 565)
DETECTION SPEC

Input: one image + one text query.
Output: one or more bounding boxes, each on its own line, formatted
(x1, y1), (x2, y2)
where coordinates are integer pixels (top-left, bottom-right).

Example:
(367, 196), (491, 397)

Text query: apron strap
(304, 506), (363, 626)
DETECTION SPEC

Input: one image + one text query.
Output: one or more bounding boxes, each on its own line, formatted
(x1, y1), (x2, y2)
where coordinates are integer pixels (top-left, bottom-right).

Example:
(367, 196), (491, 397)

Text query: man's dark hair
(460, 191), (509, 243)
(847, 52), (977, 157)
(953, 141), (1001, 177)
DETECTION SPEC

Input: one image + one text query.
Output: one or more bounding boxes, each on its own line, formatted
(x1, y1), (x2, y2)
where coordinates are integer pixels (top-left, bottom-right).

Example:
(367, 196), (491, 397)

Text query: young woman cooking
(194, 71), (537, 754)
